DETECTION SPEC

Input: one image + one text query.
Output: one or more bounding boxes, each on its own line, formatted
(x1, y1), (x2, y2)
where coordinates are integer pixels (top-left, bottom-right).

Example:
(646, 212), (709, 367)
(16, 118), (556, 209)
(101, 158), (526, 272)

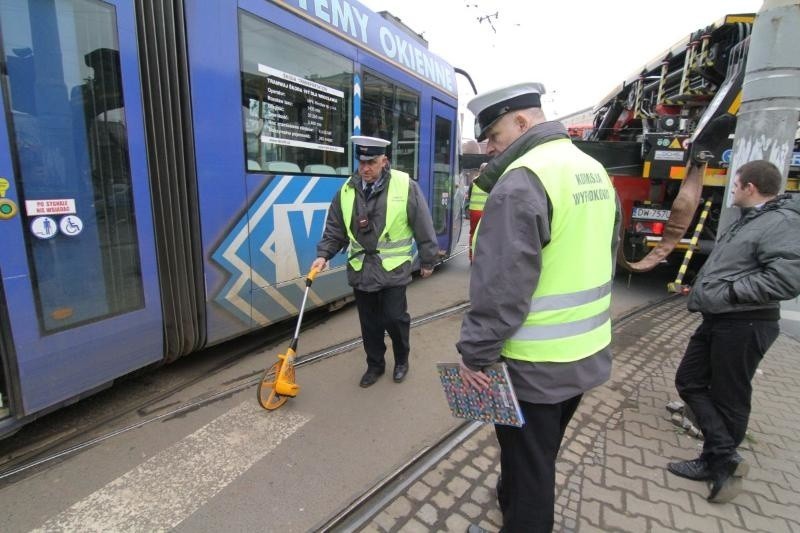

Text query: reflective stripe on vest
(476, 138), (616, 363)
(469, 183), (488, 211)
(340, 169), (413, 271)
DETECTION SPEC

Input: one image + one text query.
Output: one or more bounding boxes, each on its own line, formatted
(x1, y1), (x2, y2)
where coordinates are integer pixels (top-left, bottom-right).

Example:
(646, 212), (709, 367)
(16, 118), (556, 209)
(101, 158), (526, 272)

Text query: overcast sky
(359, 0), (764, 129)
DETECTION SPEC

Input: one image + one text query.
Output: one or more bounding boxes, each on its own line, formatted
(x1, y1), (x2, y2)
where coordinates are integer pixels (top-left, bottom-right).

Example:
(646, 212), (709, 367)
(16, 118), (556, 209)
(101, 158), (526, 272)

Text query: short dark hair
(736, 160), (782, 195)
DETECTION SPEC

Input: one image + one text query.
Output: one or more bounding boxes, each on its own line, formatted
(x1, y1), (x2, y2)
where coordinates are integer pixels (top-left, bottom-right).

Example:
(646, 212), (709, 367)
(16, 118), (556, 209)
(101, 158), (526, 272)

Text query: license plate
(631, 207), (670, 221)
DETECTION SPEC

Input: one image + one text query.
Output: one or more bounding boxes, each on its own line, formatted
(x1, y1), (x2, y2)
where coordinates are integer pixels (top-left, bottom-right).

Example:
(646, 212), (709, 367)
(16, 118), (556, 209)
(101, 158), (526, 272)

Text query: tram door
(429, 100), (457, 252)
(0, 0), (162, 419)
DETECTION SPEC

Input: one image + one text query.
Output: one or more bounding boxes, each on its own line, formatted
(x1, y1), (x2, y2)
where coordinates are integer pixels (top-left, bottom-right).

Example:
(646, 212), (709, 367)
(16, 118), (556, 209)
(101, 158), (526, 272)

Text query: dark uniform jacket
(317, 166), (439, 292)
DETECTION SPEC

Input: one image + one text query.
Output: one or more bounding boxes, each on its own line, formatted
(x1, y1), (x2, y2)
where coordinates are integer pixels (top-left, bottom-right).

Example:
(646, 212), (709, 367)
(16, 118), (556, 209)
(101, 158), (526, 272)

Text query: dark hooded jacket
(687, 194), (800, 316)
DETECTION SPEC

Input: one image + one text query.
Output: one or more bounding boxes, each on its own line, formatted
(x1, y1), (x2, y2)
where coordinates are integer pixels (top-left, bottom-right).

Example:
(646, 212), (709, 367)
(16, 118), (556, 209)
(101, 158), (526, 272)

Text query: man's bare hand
(459, 361), (491, 390)
(311, 257), (328, 272)
(420, 267), (433, 278)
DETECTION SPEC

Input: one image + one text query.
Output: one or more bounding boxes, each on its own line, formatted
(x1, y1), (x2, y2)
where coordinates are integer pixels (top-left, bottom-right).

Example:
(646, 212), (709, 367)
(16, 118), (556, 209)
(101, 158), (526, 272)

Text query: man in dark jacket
(458, 82), (620, 533)
(312, 136), (438, 388)
(668, 160), (800, 503)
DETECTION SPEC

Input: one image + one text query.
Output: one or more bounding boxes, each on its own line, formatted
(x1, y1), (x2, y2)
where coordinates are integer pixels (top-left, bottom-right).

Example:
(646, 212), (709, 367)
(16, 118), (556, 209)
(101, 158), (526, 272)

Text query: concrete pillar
(717, 0), (800, 236)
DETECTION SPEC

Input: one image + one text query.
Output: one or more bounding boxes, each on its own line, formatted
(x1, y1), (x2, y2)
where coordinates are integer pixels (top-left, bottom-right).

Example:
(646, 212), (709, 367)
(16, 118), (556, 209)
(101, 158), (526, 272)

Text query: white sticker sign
(654, 150), (685, 162)
(30, 216), (58, 239)
(25, 198), (76, 216)
(59, 215), (84, 236)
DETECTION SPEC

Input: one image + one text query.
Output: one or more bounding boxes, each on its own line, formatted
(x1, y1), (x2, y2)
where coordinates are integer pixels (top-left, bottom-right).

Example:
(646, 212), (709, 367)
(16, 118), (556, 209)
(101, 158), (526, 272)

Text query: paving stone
(462, 439), (479, 452)
(577, 517), (599, 531)
(372, 510), (395, 531)
(752, 495), (800, 523)
(603, 455), (623, 475)
(649, 521), (682, 533)
(399, 518), (429, 533)
(485, 508), (503, 526)
(438, 459), (455, 472)
(446, 476), (470, 498)
(350, 300), (800, 533)
(460, 465), (480, 480)
(460, 502), (481, 519)
(740, 507), (794, 533)
(416, 503), (437, 526)
(692, 493), (744, 526)
(606, 439), (643, 463)
(384, 496), (412, 520)
(605, 467), (645, 493)
(444, 513), (471, 532)
(625, 492), (672, 525)
(578, 498), (601, 527)
(582, 478), (623, 511)
(603, 506), (648, 532)
(645, 480), (692, 513)
(625, 457), (665, 484)
(407, 481), (431, 502)
(448, 448), (468, 462)
(470, 485), (492, 505)
(431, 490), (455, 509)
(624, 430), (663, 453)
(472, 455), (493, 471)
(423, 469), (444, 487)
(771, 484), (800, 506)
(672, 503), (721, 532)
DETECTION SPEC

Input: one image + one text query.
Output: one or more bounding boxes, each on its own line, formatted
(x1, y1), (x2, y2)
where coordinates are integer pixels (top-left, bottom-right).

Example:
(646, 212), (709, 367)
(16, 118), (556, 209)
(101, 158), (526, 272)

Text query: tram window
(362, 72), (420, 179)
(239, 12), (353, 174)
(432, 116), (453, 234)
(0, 0), (145, 332)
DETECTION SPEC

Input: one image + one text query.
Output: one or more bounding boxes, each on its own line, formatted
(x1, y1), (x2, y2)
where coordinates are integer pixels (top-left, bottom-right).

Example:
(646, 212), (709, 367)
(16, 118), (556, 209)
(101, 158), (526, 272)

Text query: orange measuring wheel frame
(257, 267), (319, 410)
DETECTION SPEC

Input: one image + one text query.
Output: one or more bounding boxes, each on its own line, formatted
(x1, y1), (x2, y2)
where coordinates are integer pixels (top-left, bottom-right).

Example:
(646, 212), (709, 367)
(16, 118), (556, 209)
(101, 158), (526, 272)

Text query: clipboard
(436, 362), (525, 427)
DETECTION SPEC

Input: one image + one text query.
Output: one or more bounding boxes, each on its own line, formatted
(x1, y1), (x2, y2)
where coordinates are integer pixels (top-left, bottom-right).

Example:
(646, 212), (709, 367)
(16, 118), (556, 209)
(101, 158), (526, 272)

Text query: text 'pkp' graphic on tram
(0, 0), (463, 437)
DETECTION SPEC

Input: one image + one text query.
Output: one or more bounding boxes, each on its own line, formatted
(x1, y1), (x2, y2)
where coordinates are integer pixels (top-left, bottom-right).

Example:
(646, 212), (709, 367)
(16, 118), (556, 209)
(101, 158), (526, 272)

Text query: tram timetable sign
(258, 64), (345, 153)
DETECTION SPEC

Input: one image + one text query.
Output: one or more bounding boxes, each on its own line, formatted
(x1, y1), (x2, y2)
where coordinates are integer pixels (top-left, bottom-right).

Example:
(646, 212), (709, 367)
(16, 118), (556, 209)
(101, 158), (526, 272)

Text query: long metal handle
(292, 267), (320, 343)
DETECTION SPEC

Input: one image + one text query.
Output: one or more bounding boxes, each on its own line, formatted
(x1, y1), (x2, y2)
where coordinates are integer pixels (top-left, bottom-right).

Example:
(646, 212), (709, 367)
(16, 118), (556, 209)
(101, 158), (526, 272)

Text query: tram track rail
(1, 238), (678, 528)
(0, 298), (471, 483)
(314, 292), (679, 531)
(0, 242), (470, 476)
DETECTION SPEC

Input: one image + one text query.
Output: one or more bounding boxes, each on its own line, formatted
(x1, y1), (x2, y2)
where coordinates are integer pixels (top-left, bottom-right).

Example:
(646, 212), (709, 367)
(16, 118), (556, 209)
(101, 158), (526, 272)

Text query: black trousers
(353, 286), (410, 371)
(494, 394), (583, 533)
(675, 317), (779, 469)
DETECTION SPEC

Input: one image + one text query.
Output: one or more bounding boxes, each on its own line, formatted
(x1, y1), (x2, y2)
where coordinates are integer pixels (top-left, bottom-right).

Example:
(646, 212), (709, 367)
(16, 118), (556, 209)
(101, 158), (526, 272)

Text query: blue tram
(0, 0), (463, 436)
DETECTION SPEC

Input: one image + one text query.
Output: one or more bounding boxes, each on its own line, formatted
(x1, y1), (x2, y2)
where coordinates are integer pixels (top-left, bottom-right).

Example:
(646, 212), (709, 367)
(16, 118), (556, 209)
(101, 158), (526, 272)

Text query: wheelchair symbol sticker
(59, 215), (83, 236)
(30, 216), (58, 239)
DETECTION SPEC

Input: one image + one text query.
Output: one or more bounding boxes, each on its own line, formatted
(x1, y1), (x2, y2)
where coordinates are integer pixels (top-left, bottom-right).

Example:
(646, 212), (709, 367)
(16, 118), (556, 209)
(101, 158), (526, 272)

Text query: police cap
(351, 135), (391, 160)
(467, 82), (545, 142)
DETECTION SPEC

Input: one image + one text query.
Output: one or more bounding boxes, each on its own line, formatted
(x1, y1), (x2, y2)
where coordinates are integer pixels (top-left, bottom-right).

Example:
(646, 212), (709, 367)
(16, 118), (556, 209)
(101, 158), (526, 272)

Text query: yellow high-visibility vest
(340, 170), (414, 271)
(476, 139), (616, 362)
(469, 182), (488, 212)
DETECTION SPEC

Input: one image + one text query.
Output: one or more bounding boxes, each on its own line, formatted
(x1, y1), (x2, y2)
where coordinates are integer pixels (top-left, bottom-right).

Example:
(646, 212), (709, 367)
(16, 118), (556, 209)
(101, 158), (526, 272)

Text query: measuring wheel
(257, 360), (294, 410)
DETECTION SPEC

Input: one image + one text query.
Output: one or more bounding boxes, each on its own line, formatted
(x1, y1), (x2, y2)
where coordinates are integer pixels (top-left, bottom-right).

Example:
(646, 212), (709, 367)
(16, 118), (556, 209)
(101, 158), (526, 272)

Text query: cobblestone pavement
(358, 298), (800, 532)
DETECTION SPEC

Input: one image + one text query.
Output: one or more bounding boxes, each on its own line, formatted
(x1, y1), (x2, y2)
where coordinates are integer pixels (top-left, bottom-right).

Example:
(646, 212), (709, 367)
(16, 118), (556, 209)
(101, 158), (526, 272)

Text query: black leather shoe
(667, 458), (711, 481)
(359, 369), (383, 388)
(392, 363), (409, 383)
(707, 455), (749, 503)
